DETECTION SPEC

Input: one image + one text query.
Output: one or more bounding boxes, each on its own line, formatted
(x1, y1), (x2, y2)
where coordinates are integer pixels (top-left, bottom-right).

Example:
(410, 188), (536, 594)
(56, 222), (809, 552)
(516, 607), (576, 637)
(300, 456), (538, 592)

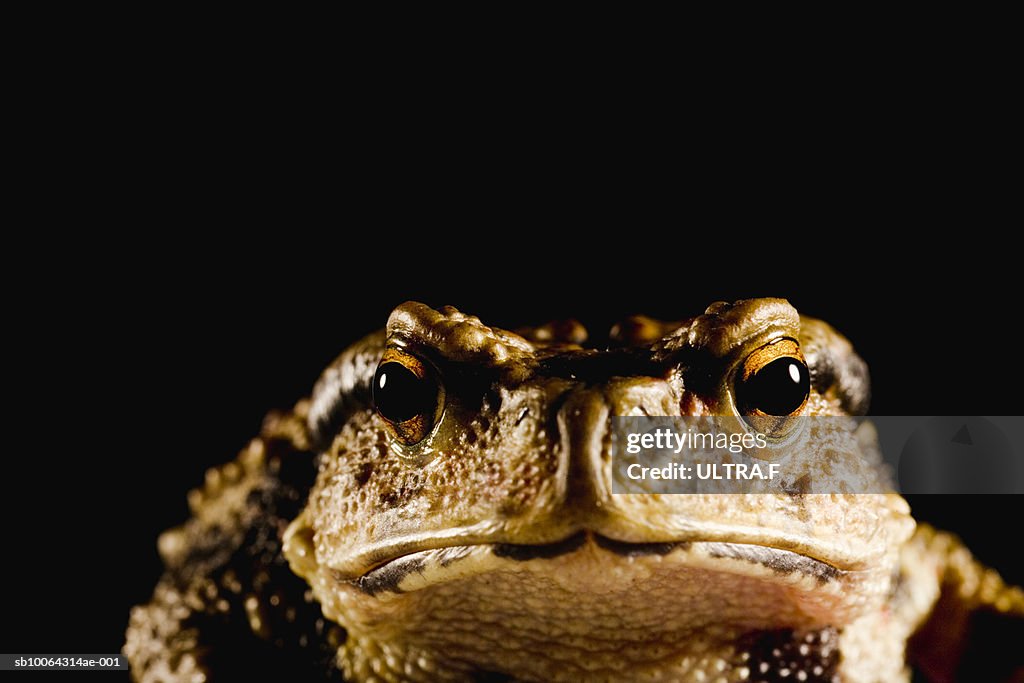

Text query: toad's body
(126, 300), (1023, 682)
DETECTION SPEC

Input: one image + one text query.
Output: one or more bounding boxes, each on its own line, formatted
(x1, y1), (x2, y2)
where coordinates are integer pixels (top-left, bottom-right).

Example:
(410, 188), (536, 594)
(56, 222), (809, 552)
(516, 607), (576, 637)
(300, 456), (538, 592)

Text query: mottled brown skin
(126, 299), (1024, 682)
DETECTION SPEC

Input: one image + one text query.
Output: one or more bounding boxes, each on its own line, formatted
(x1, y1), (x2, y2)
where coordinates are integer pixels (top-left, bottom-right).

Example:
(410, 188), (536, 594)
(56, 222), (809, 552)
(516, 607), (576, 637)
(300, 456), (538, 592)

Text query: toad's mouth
(347, 531), (850, 597)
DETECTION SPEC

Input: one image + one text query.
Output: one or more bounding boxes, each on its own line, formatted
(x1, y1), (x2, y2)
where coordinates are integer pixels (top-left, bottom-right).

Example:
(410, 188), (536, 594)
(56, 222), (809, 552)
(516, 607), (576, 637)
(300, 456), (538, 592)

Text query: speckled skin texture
(126, 299), (1024, 682)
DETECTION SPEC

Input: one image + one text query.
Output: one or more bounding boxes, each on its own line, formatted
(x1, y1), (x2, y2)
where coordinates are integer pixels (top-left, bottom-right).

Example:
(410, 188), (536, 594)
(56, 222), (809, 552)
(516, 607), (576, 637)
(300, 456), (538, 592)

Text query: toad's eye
(735, 339), (809, 433)
(373, 349), (444, 445)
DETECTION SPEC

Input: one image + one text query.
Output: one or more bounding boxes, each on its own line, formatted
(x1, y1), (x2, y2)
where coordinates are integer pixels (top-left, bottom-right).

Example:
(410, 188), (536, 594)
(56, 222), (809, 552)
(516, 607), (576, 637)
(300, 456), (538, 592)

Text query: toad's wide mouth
(346, 531), (854, 597)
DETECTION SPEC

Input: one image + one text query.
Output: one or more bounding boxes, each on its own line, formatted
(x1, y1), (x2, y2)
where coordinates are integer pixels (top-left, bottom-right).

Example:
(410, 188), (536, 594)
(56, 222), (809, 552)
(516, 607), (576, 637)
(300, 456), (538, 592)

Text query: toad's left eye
(373, 349), (444, 446)
(735, 339), (809, 424)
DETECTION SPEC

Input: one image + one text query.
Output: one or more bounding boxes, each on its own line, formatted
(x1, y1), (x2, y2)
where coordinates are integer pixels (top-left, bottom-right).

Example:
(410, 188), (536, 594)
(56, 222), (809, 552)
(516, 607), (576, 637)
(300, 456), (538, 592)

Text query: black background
(4, 233), (1021, 666)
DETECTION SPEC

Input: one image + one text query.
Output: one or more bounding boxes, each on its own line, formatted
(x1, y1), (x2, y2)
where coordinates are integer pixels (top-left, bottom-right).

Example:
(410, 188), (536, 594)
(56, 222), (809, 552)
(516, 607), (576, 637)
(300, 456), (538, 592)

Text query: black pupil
(373, 362), (436, 424)
(741, 357), (810, 416)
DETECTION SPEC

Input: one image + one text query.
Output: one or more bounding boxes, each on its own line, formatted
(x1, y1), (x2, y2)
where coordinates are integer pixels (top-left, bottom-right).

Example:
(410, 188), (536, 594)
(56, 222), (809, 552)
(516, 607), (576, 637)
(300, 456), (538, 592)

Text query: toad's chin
(290, 527), (890, 630)
(287, 530), (892, 683)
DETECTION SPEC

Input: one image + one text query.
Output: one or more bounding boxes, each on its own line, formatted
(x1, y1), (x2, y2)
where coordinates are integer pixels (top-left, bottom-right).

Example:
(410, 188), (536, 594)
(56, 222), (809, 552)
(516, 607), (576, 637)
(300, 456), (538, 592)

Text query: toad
(125, 299), (1023, 682)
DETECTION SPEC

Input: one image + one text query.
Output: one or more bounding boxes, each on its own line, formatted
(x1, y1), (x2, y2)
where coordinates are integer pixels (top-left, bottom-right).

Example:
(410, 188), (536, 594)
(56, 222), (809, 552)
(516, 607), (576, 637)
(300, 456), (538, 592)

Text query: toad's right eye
(372, 349), (443, 445)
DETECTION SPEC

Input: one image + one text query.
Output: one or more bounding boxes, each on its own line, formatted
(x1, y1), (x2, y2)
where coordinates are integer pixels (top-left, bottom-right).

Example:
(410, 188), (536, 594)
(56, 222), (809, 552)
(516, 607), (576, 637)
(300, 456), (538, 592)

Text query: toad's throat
(349, 532), (845, 596)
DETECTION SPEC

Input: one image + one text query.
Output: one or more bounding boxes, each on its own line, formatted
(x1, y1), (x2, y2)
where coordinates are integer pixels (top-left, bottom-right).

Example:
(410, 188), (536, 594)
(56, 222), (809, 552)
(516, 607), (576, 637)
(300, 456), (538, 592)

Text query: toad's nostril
(679, 392), (709, 416)
(515, 407), (530, 426)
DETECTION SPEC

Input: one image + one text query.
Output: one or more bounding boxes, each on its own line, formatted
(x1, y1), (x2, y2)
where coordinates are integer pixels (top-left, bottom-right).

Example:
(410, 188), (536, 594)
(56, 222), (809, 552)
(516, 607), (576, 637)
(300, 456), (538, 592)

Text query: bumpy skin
(126, 299), (1024, 682)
